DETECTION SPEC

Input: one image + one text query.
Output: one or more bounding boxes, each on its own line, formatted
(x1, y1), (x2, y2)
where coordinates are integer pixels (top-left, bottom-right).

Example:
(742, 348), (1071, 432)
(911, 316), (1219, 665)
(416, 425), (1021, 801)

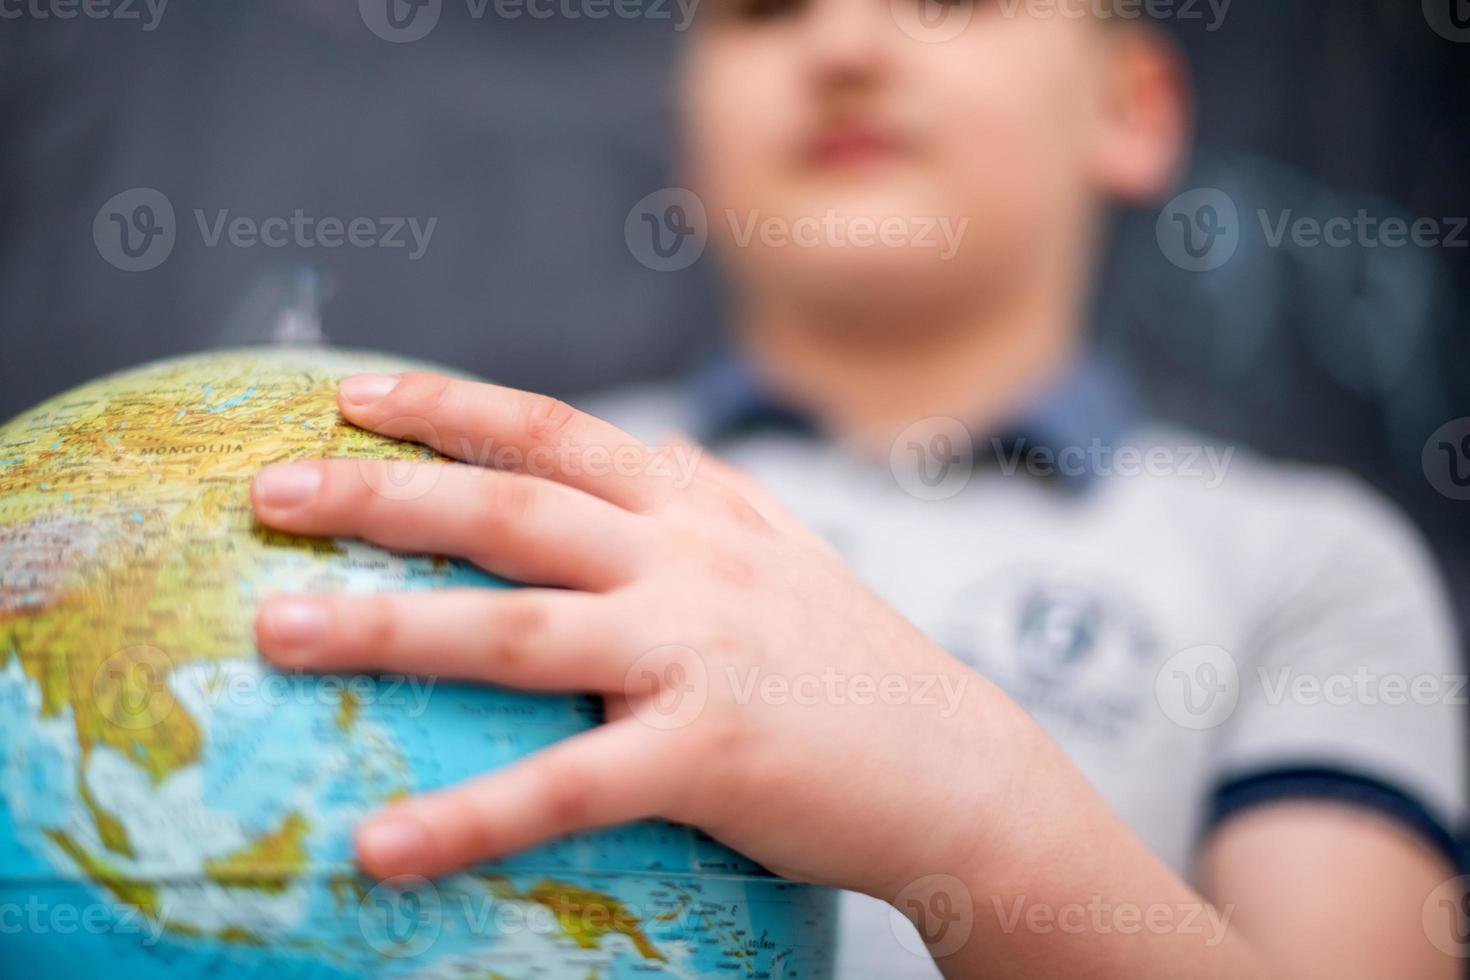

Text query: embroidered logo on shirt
(940, 568), (1161, 738)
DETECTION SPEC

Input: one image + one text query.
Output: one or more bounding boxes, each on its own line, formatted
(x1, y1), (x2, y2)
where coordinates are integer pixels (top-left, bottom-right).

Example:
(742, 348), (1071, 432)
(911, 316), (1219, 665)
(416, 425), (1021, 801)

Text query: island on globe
(0, 347), (836, 979)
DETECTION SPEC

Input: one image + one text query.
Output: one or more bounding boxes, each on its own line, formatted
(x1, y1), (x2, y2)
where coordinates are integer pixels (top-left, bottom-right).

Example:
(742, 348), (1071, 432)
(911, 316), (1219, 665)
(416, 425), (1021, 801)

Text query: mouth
(802, 122), (912, 171)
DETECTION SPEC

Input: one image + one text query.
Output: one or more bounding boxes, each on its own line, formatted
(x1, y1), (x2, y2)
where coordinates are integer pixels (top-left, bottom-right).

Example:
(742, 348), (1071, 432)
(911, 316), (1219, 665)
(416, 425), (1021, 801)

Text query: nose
(796, 0), (895, 91)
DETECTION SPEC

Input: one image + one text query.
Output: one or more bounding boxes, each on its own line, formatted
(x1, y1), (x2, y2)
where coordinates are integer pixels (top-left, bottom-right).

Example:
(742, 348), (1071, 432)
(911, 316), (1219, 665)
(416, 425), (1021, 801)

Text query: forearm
(886, 692), (1271, 979)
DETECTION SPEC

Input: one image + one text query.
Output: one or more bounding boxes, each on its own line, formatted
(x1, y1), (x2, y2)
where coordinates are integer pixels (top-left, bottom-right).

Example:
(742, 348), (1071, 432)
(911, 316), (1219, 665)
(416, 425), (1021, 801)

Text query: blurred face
(679, 0), (1177, 324)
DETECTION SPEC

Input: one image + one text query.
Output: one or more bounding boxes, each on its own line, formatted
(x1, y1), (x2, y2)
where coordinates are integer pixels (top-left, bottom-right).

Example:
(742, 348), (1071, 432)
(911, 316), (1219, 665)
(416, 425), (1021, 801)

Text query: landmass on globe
(0, 346), (835, 979)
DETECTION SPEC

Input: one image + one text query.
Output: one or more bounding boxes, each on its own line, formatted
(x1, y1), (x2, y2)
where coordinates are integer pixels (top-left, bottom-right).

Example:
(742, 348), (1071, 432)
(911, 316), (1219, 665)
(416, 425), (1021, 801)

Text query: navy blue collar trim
(685, 349), (1138, 489)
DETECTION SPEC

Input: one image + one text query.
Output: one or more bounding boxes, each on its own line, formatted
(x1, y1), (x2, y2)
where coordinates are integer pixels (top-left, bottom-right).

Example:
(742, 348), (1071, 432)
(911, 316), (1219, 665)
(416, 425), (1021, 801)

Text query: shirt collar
(686, 347), (1137, 490)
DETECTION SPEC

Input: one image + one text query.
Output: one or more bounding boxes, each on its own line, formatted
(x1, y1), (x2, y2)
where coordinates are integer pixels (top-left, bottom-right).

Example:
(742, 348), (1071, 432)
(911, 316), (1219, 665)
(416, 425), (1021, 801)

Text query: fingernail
(253, 462), (321, 508)
(358, 816), (428, 870)
(340, 374), (399, 407)
(259, 596), (330, 648)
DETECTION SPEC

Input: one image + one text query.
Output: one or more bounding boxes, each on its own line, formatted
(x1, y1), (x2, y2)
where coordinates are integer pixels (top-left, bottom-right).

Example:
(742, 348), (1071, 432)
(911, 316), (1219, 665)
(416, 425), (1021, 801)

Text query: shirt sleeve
(1204, 473), (1468, 870)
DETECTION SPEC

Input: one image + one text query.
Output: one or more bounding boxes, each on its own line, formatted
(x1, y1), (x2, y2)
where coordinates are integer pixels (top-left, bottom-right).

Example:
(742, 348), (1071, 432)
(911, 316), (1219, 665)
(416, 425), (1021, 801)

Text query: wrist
(875, 667), (1067, 906)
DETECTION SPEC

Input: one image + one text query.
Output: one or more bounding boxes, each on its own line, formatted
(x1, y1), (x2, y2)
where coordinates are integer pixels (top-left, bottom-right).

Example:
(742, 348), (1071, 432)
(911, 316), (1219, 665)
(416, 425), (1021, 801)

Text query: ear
(1088, 26), (1193, 204)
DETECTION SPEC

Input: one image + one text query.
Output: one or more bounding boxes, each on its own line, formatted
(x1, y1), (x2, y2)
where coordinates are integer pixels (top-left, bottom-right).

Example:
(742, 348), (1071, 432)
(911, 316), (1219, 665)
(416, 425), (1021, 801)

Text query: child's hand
(248, 370), (1034, 902)
(251, 372), (1289, 979)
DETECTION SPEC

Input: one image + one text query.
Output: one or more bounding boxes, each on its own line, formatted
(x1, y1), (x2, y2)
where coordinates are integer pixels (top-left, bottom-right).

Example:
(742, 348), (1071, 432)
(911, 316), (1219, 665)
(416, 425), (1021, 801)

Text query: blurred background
(1, 0), (1467, 640)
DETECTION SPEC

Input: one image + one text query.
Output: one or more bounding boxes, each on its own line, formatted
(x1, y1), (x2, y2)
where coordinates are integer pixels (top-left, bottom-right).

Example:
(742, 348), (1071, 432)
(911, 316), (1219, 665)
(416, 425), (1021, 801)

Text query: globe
(0, 347), (836, 979)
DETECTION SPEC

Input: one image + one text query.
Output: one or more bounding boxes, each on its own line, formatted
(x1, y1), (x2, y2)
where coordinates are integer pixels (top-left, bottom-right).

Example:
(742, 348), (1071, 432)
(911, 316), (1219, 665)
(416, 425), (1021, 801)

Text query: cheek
(679, 44), (801, 214)
(926, 49), (1095, 247)
(947, 104), (1080, 218)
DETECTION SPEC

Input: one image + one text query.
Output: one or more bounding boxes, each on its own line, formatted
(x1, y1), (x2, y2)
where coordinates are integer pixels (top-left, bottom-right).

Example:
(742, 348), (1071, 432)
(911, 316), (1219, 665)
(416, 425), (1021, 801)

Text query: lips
(804, 124), (909, 169)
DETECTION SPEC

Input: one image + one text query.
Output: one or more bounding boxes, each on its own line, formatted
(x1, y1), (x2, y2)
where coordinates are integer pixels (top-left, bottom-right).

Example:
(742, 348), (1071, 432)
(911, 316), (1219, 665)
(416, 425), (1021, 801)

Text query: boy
(249, 2), (1467, 976)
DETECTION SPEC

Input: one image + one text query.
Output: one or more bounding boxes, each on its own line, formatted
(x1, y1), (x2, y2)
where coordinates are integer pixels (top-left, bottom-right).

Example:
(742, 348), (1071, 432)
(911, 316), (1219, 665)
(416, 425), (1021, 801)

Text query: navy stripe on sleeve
(1206, 765), (1469, 874)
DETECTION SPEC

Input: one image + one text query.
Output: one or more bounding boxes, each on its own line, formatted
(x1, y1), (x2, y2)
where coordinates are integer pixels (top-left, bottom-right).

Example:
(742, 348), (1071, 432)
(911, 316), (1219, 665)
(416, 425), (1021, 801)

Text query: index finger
(337, 372), (685, 512)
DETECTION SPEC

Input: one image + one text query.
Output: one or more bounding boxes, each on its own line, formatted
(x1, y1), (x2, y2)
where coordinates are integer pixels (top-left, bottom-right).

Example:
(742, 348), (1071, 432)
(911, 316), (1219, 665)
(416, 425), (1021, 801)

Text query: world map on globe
(0, 347), (836, 979)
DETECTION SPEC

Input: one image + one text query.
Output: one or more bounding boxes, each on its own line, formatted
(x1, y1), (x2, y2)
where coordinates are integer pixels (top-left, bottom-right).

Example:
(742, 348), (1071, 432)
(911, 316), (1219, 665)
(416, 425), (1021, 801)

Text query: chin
(762, 245), (985, 326)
